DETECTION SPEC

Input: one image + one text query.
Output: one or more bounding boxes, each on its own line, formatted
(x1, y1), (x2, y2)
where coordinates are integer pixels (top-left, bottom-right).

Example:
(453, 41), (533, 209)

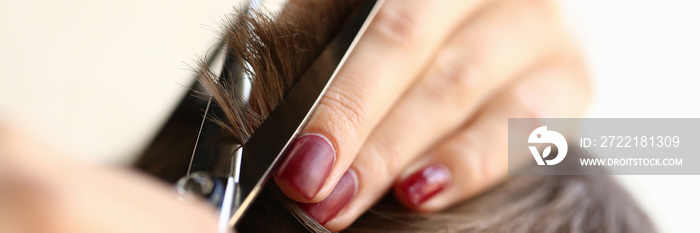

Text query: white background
(559, 1), (700, 232)
(1, 0), (697, 232)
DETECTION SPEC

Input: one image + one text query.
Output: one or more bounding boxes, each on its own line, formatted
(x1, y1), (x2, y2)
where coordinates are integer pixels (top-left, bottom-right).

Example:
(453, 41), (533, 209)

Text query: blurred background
(1, 0), (697, 232)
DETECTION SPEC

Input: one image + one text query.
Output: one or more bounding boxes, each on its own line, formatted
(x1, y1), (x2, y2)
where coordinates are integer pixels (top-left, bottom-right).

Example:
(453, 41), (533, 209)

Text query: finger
(0, 126), (72, 183)
(0, 129), (223, 233)
(325, 0), (572, 229)
(394, 56), (592, 212)
(274, 0), (487, 202)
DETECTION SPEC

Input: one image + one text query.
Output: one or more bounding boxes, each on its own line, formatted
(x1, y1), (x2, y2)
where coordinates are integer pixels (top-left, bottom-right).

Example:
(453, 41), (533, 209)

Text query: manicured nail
(397, 164), (450, 207)
(300, 169), (357, 225)
(275, 133), (335, 200)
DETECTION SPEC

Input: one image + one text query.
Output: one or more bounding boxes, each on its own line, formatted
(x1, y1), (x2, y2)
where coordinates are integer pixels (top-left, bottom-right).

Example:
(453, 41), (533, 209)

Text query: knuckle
(506, 51), (592, 118)
(367, 136), (403, 177)
(422, 55), (480, 108)
(455, 135), (488, 180)
(449, 133), (503, 186)
(369, 4), (423, 52)
(501, 87), (544, 119)
(317, 84), (369, 138)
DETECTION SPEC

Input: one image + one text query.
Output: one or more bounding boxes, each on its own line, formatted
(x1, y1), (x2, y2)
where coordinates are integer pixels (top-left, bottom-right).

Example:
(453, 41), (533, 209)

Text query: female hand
(0, 128), (223, 233)
(272, 0), (592, 231)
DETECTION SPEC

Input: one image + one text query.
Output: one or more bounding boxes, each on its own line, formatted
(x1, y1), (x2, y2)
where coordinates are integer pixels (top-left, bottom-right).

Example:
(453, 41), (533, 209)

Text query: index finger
(273, 0), (489, 203)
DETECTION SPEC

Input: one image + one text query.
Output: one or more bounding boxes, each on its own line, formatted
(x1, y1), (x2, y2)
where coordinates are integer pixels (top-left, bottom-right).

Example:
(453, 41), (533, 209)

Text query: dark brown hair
(194, 0), (359, 145)
(137, 1), (655, 232)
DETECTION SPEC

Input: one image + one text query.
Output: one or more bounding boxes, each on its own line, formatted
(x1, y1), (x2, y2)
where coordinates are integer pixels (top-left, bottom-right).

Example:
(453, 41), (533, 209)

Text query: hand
(272, 0), (592, 231)
(0, 128), (224, 233)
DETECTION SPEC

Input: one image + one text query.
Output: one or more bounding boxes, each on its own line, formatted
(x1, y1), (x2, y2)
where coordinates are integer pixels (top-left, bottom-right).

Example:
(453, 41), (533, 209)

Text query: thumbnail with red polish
(274, 134), (335, 200)
(300, 170), (357, 225)
(397, 164), (450, 207)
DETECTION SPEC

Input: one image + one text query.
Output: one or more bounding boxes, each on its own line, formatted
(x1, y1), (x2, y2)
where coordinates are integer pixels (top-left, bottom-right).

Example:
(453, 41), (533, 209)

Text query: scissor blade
(230, 0), (383, 226)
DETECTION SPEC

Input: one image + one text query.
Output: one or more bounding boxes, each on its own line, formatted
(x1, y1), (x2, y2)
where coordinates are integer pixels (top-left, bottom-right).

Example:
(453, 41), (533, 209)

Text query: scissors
(160, 0), (383, 232)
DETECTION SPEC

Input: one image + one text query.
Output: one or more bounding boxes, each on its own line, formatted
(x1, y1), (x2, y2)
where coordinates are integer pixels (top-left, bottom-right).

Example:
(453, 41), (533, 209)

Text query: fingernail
(300, 169), (357, 225)
(275, 133), (335, 200)
(397, 164), (450, 207)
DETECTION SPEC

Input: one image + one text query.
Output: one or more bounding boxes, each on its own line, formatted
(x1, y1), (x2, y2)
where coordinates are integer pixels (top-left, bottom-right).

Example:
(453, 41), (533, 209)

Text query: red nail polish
(397, 164), (450, 207)
(300, 170), (357, 225)
(275, 134), (335, 200)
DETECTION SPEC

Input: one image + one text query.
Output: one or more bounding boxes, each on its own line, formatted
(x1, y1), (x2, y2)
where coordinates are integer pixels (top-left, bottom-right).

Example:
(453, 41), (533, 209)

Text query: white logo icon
(528, 126), (568, 165)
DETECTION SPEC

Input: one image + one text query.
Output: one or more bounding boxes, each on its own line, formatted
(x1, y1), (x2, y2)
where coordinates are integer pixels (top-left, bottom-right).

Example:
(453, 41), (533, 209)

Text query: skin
(0, 129), (224, 233)
(274, 0), (592, 231)
(0, 0), (591, 232)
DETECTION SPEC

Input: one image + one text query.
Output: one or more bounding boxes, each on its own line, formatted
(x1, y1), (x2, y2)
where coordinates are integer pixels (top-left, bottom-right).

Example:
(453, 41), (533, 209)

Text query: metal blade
(229, 0), (383, 226)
